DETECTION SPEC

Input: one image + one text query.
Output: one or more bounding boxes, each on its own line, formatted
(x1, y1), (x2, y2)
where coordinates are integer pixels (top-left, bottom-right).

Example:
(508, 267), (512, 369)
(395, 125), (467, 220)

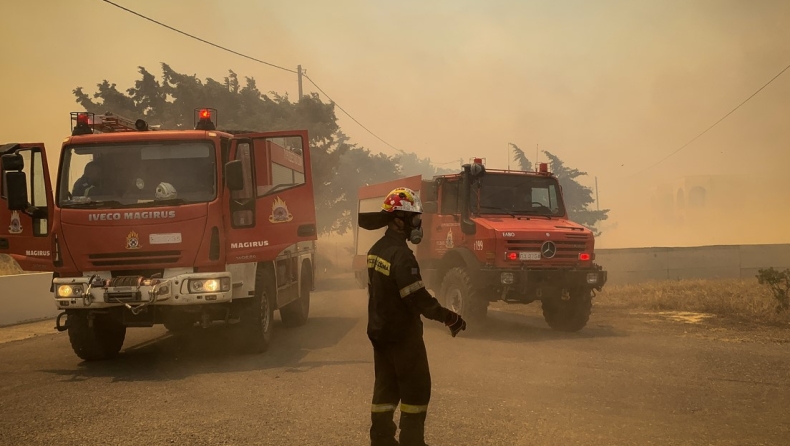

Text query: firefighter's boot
(370, 409), (399, 446)
(398, 411), (428, 446)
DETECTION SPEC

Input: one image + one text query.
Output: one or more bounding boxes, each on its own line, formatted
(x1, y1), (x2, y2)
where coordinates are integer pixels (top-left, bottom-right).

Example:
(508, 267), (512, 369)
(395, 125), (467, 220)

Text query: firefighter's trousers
(370, 337), (432, 446)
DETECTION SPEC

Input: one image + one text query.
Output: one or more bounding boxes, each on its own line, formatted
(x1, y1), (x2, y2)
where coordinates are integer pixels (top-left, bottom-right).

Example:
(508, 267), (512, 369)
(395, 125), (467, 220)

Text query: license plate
(149, 233), (182, 245)
(519, 252), (541, 261)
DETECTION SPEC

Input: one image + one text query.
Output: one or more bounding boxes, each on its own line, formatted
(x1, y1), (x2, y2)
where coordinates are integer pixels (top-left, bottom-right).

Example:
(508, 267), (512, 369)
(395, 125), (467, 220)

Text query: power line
(99, 0), (406, 156)
(101, 0), (296, 74)
(630, 61), (790, 177)
(302, 74), (404, 154)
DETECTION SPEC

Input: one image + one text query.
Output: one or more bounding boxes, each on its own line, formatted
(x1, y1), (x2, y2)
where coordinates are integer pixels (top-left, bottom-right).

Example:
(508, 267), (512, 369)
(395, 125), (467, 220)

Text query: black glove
(444, 311), (467, 337)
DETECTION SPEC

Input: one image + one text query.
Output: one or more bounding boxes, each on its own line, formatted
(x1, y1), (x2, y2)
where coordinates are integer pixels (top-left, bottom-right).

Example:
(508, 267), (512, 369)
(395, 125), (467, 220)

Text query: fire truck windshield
(474, 173), (565, 217)
(58, 141), (217, 208)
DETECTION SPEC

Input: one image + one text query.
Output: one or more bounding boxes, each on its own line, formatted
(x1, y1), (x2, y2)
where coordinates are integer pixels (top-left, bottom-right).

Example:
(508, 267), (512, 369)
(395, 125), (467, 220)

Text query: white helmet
(155, 182), (177, 200)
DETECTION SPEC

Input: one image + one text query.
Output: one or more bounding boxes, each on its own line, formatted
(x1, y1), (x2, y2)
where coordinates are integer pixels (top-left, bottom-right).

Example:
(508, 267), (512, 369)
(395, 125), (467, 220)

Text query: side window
(532, 187), (550, 207)
(254, 136), (306, 197)
(440, 180), (459, 214)
(531, 185), (559, 212)
(231, 142), (255, 227)
(1, 149), (48, 235)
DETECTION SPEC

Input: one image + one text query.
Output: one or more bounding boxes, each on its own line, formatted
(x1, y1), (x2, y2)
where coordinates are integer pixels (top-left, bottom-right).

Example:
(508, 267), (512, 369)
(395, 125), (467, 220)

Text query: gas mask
(402, 214), (423, 245)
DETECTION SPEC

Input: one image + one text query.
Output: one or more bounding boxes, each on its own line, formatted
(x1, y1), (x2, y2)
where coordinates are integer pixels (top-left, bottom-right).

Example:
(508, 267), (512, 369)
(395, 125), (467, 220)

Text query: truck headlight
(57, 285), (84, 297)
(501, 272), (514, 285)
(586, 273), (598, 284)
(188, 278), (230, 294)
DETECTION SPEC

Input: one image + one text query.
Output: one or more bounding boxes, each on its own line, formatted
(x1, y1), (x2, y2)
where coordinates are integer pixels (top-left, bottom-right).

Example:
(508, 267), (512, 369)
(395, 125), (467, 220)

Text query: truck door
(223, 131), (317, 264)
(0, 143), (54, 272)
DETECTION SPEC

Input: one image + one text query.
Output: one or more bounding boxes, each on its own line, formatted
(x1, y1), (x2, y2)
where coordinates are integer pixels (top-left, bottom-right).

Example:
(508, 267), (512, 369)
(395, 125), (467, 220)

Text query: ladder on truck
(87, 112), (158, 133)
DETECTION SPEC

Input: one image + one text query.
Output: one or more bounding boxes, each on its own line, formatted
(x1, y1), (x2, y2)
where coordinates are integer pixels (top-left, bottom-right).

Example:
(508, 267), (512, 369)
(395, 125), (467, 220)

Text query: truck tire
(541, 288), (593, 332)
(280, 263), (311, 328)
(439, 267), (488, 325)
(67, 312), (126, 361)
(238, 266), (275, 353)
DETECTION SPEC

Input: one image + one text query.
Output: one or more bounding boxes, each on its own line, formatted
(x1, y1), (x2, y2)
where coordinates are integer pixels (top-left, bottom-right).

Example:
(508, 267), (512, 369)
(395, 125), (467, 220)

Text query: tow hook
(55, 312), (69, 332)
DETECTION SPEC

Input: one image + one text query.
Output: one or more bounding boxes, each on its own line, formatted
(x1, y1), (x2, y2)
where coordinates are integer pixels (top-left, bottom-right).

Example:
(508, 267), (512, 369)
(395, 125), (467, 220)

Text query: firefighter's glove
(445, 311), (467, 337)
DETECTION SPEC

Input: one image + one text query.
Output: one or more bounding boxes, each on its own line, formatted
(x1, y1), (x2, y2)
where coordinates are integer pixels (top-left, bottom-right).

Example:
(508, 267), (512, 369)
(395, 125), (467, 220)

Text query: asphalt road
(1, 274), (788, 446)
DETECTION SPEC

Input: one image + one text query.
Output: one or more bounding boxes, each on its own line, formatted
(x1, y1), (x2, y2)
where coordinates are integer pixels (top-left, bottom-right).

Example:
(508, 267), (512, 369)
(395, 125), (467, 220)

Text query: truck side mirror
(422, 201), (438, 214)
(461, 220), (476, 235)
(1, 153), (24, 171)
(5, 171), (29, 211)
(224, 160), (244, 192)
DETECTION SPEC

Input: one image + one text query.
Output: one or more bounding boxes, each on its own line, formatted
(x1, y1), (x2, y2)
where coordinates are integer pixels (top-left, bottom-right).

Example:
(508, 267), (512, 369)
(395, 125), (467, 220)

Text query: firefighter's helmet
(381, 187), (422, 214)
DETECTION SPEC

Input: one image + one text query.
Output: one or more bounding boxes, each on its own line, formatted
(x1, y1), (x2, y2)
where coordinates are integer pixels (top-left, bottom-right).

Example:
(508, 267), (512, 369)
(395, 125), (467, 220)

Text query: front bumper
(52, 272), (234, 310)
(478, 266), (608, 289)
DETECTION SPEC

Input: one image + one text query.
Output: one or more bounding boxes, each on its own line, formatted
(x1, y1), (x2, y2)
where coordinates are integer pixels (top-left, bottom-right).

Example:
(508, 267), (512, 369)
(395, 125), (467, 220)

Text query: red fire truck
(353, 158), (607, 332)
(0, 110), (318, 360)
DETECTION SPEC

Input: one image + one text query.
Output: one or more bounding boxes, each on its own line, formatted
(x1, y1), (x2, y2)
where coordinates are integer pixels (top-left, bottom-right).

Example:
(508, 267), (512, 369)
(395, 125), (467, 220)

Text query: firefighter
(72, 161), (102, 197)
(358, 187), (467, 446)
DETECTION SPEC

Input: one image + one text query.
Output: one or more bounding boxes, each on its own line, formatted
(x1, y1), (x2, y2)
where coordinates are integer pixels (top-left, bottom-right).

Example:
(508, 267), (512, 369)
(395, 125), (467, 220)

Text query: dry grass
(596, 278), (790, 326)
(0, 254), (22, 276)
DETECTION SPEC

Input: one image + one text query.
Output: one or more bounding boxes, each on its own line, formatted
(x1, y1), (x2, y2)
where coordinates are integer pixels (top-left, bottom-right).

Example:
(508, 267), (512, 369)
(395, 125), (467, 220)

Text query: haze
(2, 0), (788, 248)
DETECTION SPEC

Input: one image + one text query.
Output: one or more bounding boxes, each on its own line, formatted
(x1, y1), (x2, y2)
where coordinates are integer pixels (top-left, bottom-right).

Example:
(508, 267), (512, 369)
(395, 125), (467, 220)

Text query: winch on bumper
(52, 272), (233, 310)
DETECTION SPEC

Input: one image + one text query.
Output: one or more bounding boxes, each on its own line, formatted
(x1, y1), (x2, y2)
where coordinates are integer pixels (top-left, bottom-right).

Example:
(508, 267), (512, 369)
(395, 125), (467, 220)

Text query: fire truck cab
(0, 110), (318, 361)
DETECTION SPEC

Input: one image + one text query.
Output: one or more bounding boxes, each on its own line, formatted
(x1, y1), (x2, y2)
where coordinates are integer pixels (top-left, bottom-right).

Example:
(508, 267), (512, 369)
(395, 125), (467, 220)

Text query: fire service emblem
(126, 231), (142, 250)
(269, 196), (293, 223)
(9, 211), (22, 234)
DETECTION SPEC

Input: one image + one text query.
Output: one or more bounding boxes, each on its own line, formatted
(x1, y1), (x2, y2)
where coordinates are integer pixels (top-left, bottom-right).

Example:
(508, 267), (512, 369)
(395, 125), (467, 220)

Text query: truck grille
(88, 250), (181, 267)
(505, 240), (587, 260)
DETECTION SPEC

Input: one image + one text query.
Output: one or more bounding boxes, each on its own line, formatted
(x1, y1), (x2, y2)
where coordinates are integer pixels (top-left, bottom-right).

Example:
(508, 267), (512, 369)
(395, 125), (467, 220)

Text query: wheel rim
(448, 288), (463, 314)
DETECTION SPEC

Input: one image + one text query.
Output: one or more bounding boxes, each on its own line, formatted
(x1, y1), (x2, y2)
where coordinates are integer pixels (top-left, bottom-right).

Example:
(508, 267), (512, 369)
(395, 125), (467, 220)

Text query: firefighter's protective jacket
(367, 228), (451, 342)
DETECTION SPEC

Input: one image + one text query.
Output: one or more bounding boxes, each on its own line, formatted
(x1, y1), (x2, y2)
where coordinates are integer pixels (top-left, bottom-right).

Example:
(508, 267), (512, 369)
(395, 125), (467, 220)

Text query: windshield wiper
(478, 205), (517, 218)
(62, 200), (123, 209)
(511, 209), (553, 219)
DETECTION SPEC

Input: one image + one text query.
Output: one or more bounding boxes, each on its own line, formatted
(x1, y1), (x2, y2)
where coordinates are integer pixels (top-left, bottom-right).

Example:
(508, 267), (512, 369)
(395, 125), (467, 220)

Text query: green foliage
(72, 64), (449, 235)
(511, 146), (609, 235)
(756, 268), (790, 312)
(510, 143), (532, 172)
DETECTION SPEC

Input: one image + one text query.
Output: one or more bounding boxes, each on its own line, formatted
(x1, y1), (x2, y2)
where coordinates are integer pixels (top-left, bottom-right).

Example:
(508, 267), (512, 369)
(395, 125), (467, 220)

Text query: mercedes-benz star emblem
(541, 241), (557, 259)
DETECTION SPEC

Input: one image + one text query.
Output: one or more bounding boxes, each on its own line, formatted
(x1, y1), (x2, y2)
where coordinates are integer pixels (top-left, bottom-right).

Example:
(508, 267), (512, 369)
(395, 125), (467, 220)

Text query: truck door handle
(0, 238), (8, 249)
(297, 224), (316, 237)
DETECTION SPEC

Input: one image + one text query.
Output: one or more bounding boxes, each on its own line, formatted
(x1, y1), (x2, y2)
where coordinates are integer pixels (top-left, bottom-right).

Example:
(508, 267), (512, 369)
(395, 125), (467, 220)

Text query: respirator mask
(402, 213), (423, 245)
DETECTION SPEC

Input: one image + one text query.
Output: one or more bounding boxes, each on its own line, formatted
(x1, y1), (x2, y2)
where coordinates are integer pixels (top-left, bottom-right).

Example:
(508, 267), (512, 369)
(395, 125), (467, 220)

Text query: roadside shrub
(756, 268), (790, 312)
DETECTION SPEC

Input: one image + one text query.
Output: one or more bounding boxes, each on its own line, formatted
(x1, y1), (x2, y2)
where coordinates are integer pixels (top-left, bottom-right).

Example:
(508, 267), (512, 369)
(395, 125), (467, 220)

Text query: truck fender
(429, 247), (481, 290)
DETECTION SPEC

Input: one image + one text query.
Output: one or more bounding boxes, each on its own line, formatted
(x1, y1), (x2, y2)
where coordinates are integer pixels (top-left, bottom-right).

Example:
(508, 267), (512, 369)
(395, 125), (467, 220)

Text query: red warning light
(579, 253), (591, 261)
(77, 113), (90, 124)
(539, 163), (548, 173)
(507, 252), (518, 261)
(199, 109), (211, 119)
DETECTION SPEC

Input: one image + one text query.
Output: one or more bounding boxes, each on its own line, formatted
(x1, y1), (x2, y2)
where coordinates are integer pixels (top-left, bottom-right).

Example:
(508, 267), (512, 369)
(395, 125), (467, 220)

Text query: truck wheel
(439, 267), (488, 325)
(239, 266), (275, 353)
(280, 263), (311, 328)
(67, 312), (126, 361)
(541, 288), (593, 332)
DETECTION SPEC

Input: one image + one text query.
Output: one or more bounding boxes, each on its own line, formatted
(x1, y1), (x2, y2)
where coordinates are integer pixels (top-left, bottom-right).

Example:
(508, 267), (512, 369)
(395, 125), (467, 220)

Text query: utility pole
(595, 176), (600, 211)
(297, 65), (303, 100)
